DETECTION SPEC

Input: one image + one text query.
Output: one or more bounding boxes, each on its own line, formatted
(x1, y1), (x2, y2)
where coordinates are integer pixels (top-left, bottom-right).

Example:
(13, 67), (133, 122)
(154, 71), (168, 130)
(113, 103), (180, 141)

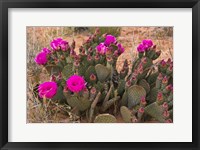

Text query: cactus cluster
(35, 28), (173, 123)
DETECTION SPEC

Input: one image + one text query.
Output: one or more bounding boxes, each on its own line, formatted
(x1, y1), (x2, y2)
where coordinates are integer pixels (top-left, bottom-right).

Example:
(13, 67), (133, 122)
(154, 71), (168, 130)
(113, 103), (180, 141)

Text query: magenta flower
(96, 42), (107, 55)
(142, 39), (153, 48)
(104, 35), (116, 46)
(34, 52), (48, 65)
(42, 48), (51, 54)
(66, 75), (86, 93)
(38, 82), (58, 99)
(137, 43), (145, 52)
(50, 38), (69, 51)
(137, 39), (154, 52)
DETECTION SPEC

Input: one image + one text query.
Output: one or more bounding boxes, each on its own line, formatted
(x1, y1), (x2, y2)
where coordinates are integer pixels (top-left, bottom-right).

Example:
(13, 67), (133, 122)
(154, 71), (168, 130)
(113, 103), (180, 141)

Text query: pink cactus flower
(66, 75), (86, 93)
(42, 48), (51, 54)
(142, 39), (153, 49)
(96, 43), (107, 55)
(38, 82), (58, 99)
(104, 35), (116, 46)
(137, 43), (145, 52)
(50, 38), (69, 51)
(34, 52), (48, 65)
(137, 39), (154, 52)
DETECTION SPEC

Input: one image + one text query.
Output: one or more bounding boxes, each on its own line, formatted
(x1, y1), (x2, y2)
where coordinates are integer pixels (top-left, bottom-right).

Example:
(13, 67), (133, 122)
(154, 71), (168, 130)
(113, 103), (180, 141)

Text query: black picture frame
(0, 0), (199, 149)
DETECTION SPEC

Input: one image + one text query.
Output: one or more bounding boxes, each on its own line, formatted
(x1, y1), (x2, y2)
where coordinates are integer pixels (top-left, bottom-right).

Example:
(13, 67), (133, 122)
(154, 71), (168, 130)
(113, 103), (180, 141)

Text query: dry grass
(27, 27), (173, 123)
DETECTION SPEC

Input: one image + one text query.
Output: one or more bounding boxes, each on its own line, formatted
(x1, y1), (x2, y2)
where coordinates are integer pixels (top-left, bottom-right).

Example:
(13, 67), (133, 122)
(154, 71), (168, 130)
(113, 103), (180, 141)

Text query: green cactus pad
(147, 72), (159, 84)
(138, 79), (150, 94)
(62, 64), (74, 80)
(117, 79), (126, 96)
(127, 85), (146, 108)
(120, 106), (133, 123)
(65, 95), (91, 111)
(85, 66), (96, 83)
(149, 87), (158, 103)
(94, 114), (117, 123)
(121, 91), (128, 106)
(95, 64), (111, 82)
(78, 63), (89, 76)
(144, 102), (165, 123)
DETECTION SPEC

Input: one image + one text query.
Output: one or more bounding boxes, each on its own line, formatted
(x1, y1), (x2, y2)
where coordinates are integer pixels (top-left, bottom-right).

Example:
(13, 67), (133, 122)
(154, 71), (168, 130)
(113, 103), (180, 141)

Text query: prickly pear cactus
(35, 28), (173, 123)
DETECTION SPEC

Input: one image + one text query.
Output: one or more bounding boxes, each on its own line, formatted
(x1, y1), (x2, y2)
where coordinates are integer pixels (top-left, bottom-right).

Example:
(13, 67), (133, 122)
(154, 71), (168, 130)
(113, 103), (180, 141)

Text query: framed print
(0, 0), (200, 150)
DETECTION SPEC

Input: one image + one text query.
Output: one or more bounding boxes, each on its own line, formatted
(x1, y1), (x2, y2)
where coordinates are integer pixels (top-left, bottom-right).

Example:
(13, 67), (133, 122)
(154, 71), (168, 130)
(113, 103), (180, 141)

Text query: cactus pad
(121, 91), (128, 106)
(66, 95), (91, 111)
(149, 87), (158, 103)
(95, 64), (111, 82)
(127, 85), (146, 108)
(62, 64), (74, 80)
(120, 106), (133, 123)
(144, 102), (165, 123)
(94, 114), (117, 123)
(147, 72), (159, 85)
(117, 79), (126, 96)
(138, 79), (150, 94)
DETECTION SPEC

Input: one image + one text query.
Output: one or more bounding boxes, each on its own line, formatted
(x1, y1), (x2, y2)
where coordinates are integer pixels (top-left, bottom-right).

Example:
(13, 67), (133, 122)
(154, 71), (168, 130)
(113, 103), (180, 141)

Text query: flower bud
(90, 87), (96, 94)
(87, 55), (93, 61)
(162, 76), (168, 84)
(88, 47), (93, 53)
(140, 96), (147, 107)
(94, 54), (100, 61)
(137, 107), (144, 120)
(156, 92), (164, 105)
(74, 61), (80, 68)
(90, 73), (96, 81)
(132, 117), (138, 123)
(165, 119), (172, 123)
(158, 73), (163, 80)
(138, 107), (144, 113)
(156, 73), (163, 89)
(161, 60), (167, 67)
(163, 110), (170, 119)
(50, 75), (56, 82)
(126, 80), (132, 88)
(162, 102), (168, 111)
(89, 87), (97, 101)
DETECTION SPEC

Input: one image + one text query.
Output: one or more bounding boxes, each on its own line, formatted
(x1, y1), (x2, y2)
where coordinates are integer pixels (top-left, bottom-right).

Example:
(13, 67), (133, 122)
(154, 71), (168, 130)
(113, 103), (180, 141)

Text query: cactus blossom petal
(66, 75), (86, 93)
(34, 52), (48, 65)
(38, 82), (58, 99)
